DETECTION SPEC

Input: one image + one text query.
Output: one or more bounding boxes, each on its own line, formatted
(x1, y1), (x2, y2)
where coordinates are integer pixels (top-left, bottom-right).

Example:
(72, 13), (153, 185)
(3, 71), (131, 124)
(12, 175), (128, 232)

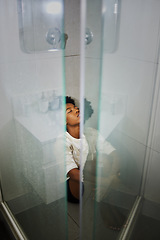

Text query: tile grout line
(67, 212), (80, 227)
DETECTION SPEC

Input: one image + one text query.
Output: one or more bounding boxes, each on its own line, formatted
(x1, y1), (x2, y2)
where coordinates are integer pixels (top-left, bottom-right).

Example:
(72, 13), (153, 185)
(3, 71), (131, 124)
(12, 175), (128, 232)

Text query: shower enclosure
(82, 0), (160, 239)
(0, 0), (160, 239)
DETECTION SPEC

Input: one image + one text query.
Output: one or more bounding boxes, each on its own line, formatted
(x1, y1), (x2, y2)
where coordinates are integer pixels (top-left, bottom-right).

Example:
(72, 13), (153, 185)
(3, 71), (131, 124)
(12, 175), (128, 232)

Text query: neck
(67, 125), (80, 139)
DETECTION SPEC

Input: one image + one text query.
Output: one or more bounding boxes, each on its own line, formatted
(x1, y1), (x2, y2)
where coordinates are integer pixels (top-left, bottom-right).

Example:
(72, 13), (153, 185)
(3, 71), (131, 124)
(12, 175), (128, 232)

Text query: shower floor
(130, 214), (160, 240)
(130, 199), (160, 240)
(6, 180), (135, 240)
(0, 205), (16, 240)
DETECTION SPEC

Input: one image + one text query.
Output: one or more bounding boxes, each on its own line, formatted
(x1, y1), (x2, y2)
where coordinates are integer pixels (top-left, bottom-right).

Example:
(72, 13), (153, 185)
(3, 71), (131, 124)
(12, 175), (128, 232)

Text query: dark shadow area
(0, 207), (16, 240)
(130, 199), (160, 240)
(130, 215), (160, 240)
(15, 198), (66, 240)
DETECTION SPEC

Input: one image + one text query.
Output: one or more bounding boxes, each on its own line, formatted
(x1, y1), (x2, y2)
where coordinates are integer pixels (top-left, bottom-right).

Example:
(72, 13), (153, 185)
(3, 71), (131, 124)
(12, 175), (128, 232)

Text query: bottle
(49, 90), (59, 111)
(39, 92), (48, 113)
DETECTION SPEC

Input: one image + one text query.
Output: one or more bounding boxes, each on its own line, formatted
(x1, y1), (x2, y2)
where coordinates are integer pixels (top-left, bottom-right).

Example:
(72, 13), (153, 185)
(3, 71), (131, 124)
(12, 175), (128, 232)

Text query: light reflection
(45, 1), (62, 15)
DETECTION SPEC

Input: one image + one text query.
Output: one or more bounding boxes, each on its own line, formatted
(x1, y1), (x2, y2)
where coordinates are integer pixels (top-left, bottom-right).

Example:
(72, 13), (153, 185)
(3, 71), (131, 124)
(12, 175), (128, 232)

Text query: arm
(68, 168), (81, 200)
(68, 168), (80, 182)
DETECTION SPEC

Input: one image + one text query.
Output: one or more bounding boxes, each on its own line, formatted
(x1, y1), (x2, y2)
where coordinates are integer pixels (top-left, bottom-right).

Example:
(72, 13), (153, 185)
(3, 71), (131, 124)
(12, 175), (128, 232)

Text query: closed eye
(66, 106), (78, 114)
(67, 109), (72, 114)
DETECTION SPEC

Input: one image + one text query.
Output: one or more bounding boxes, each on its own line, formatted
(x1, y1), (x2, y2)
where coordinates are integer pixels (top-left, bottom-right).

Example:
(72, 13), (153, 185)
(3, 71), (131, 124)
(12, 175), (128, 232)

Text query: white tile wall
(4, 61), (37, 95)
(85, 0), (102, 59)
(109, 129), (146, 195)
(84, 58), (101, 128)
(65, 56), (80, 98)
(0, 0), (35, 64)
(151, 78), (160, 153)
(64, 0), (80, 56)
(1, 57), (64, 98)
(100, 0), (160, 204)
(0, 66), (12, 129)
(1, 0), (160, 207)
(35, 57), (64, 92)
(0, 0), (64, 72)
(85, 58), (101, 98)
(116, 0), (160, 62)
(64, 0), (81, 100)
(0, 0), (64, 99)
(0, 0), (65, 201)
(144, 150), (160, 203)
(102, 55), (156, 144)
(83, 0), (102, 128)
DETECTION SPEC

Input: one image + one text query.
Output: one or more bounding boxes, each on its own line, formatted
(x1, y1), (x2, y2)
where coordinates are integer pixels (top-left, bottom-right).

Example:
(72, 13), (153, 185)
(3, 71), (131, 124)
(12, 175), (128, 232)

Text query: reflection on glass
(45, 1), (63, 15)
(0, 0), (67, 239)
(81, 0), (149, 239)
(82, 97), (129, 236)
(103, 0), (119, 53)
(61, 95), (127, 236)
(17, 0), (65, 52)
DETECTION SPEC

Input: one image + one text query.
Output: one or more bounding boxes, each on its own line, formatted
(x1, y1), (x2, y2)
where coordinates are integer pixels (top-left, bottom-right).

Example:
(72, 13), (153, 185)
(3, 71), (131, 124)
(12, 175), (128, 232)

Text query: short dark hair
(84, 98), (94, 121)
(65, 96), (94, 121)
(65, 96), (75, 106)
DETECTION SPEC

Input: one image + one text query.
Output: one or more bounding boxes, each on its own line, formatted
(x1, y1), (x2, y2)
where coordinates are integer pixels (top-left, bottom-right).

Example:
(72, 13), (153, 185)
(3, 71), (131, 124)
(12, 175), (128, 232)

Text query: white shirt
(65, 132), (89, 182)
(53, 128), (115, 182)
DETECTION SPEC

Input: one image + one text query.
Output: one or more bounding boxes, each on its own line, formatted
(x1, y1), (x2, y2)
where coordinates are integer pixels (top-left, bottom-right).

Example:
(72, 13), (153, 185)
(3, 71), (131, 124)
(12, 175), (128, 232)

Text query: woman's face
(66, 103), (80, 126)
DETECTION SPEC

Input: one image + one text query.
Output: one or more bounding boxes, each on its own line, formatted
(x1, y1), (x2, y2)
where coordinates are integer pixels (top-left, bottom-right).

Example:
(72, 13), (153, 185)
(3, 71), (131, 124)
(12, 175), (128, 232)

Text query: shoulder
(53, 132), (73, 148)
(65, 132), (76, 147)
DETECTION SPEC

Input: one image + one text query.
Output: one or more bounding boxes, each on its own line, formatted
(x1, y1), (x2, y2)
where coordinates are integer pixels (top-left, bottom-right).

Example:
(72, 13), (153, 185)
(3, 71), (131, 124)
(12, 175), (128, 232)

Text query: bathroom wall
(64, 0), (80, 100)
(0, 0), (64, 201)
(64, 0), (102, 128)
(144, 63), (160, 204)
(101, 0), (160, 199)
(1, 0), (160, 206)
(84, 0), (102, 128)
(0, 0), (101, 201)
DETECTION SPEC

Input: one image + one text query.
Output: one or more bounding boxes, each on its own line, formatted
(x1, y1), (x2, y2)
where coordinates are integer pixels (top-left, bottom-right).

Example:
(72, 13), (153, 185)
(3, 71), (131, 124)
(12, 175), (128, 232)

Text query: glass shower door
(0, 0), (67, 239)
(81, 0), (160, 239)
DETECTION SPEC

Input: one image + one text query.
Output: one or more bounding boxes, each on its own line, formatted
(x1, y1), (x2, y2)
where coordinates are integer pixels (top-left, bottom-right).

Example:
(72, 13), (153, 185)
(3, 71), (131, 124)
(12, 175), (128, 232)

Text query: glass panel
(81, 0), (159, 239)
(130, 150), (160, 240)
(81, 0), (103, 239)
(0, 0), (67, 239)
(17, 0), (66, 53)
